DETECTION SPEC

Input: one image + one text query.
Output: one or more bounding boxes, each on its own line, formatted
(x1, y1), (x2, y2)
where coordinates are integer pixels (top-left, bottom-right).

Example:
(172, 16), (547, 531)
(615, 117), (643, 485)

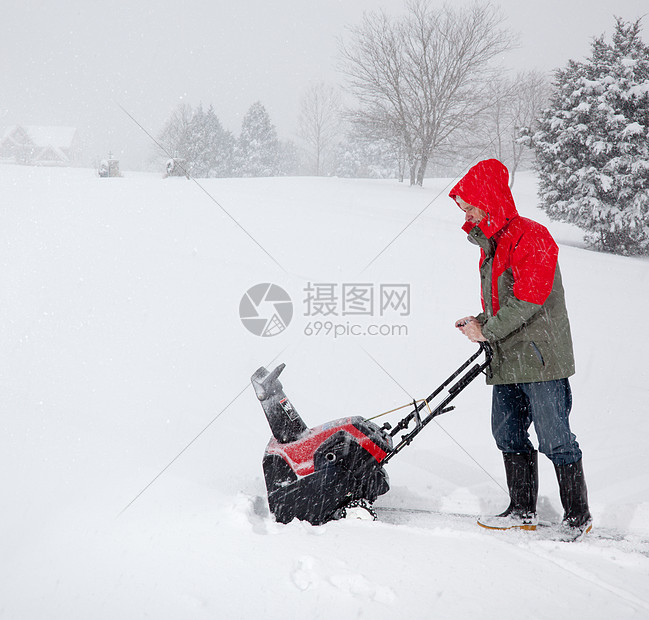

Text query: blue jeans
(491, 379), (582, 466)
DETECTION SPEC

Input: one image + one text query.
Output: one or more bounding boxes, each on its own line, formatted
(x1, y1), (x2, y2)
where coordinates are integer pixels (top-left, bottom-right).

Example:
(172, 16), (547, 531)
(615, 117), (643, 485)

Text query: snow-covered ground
(1, 164), (648, 619)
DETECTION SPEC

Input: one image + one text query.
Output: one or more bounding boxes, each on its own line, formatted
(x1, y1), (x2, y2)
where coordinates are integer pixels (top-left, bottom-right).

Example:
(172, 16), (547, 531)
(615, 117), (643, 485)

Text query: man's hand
(455, 316), (487, 343)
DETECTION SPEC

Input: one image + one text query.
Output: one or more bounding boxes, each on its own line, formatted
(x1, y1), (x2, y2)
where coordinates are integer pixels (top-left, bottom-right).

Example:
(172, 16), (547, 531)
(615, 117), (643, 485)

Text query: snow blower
(252, 343), (492, 525)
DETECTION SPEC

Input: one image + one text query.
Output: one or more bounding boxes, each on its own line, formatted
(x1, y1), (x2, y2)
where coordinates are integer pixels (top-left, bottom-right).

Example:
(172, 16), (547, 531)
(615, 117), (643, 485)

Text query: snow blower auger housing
(252, 343), (492, 525)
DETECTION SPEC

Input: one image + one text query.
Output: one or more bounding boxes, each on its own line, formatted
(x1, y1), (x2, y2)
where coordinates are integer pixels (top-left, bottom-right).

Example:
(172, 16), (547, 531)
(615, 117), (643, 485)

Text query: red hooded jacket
(449, 159), (558, 315)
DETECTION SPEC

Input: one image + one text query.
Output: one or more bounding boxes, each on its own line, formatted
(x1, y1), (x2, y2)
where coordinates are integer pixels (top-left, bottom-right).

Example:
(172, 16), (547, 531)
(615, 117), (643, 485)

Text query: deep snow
(1, 164), (648, 619)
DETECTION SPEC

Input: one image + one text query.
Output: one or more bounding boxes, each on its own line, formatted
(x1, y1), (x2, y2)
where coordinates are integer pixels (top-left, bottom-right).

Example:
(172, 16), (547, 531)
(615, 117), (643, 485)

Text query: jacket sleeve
(481, 298), (542, 341)
(482, 225), (558, 341)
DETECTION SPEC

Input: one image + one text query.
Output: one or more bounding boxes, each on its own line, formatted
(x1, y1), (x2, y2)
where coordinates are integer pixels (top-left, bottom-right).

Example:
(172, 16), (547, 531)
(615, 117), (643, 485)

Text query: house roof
(1, 125), (77, 149)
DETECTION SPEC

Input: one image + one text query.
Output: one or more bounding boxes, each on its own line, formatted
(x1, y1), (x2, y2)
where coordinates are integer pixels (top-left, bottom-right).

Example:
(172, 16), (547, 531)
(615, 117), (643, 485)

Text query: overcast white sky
(1, 0), (647, 168)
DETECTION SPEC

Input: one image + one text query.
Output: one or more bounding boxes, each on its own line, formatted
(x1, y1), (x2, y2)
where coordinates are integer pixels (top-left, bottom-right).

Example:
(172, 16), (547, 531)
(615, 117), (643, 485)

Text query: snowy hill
(1, 165), (648, 618)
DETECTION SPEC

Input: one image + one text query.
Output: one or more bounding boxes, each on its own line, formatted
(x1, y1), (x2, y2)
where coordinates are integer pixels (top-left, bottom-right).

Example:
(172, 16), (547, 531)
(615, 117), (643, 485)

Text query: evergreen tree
(184, 104), (208, 177)
(235, 102), (280, 177)
(533, 18), (649, 254)
(202, 105), (235, 177)
(157, 104), (234, 178)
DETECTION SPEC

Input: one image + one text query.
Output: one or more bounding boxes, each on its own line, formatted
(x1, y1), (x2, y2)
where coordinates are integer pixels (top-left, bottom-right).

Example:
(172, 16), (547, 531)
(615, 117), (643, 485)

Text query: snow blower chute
(252, 343), (492, 525)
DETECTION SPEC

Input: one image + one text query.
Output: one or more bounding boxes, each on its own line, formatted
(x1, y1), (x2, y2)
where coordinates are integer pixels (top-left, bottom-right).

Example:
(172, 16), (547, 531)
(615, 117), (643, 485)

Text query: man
(450, 158), (592, 538)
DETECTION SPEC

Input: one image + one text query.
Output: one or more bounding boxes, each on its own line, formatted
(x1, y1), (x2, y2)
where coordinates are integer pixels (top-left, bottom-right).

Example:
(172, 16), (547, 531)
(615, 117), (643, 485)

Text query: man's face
(455, 196), (486, 224)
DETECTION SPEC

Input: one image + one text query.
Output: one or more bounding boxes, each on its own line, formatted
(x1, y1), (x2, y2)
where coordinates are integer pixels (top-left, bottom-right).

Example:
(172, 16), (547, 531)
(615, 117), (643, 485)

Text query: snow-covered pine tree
(157, 104), (233, 178)
(203, 105), (235, 177)
(184, 104), (208, 177)
(533, 18), (649, 255)
(235, 102), (280, 177)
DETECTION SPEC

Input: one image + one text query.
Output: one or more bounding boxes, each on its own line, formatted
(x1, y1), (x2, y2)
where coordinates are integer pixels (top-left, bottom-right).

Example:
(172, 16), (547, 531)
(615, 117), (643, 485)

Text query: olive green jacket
(469, 227), (576, 385)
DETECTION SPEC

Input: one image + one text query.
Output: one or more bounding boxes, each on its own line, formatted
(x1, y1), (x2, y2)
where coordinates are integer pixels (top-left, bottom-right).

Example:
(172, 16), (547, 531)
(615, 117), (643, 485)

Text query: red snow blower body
(252, 343), (491, 525)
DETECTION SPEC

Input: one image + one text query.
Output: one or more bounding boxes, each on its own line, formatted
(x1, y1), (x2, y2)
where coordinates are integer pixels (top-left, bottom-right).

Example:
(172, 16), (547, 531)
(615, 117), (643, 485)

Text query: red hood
(449, 159), (518, 239)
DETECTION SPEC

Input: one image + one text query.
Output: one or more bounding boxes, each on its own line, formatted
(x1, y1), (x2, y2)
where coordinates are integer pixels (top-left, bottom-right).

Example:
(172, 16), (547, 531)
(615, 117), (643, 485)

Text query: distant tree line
(154, 1), (649, 255)
(156, 2), (546, 186)
(156, 101), (299, 177)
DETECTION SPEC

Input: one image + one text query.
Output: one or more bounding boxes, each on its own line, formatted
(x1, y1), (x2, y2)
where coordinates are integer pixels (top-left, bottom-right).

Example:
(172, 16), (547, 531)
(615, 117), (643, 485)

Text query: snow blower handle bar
(382, 342), (492, 464)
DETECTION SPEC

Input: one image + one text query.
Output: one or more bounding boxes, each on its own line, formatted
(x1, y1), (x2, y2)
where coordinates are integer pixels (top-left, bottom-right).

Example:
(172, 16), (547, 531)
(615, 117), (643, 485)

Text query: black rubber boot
(554, 459), (592, 532)
(478, 450), (538, 530)
(502, 450), (539, 516)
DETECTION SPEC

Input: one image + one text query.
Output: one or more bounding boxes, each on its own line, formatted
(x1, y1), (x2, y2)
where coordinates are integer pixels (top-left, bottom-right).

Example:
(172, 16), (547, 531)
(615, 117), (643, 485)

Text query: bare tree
(157, 103), (194, 160)
(477, 70), (550, 187)
(508, 71), (550, 186)
(297, 83), (343, 175)
(339, 0), (513, 186)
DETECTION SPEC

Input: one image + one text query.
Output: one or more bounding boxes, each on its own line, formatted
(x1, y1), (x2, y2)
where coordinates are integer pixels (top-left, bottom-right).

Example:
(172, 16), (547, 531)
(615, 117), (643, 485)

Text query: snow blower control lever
(382, 341), (492, 464)
(252, 342), (492, 525)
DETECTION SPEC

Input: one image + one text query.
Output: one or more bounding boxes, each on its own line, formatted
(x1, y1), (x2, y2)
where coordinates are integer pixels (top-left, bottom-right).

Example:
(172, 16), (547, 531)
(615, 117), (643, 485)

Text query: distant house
(0, 125), (81, 166)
